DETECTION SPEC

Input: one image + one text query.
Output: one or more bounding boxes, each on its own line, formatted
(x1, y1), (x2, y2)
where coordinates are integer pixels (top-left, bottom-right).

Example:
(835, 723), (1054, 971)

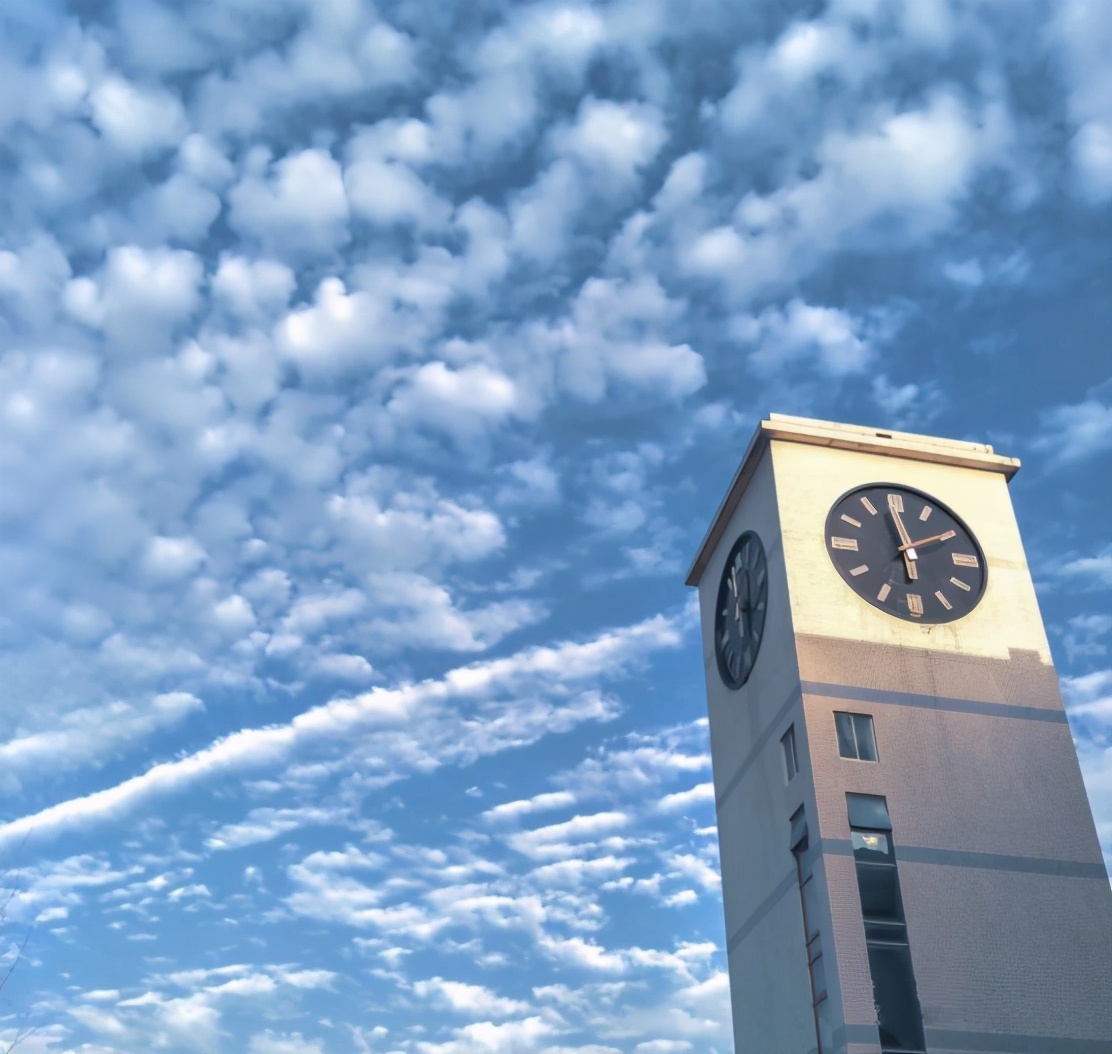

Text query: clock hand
(887, 497), (918, 581)
(899, 529), (956, 551)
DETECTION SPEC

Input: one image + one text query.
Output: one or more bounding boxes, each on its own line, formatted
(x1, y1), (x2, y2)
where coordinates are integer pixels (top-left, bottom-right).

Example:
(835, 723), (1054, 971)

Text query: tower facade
(686, 414), (1112, 1054)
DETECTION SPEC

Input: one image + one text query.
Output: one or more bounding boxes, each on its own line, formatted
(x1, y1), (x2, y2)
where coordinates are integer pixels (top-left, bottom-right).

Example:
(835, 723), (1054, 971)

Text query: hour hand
(900, 529), (956, 551)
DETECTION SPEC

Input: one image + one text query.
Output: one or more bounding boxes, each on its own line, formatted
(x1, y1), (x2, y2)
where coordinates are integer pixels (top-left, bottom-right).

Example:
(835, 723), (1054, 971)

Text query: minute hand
(887, 499), (918, 581)
(899, 529), (956, 551)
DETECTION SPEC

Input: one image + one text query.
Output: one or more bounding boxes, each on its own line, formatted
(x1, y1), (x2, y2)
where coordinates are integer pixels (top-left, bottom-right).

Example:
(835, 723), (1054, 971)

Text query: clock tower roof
(685, 413), (1020, 587)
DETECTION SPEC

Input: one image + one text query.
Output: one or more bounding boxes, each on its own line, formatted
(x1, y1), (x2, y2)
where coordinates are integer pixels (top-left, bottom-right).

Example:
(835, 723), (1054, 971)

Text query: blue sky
(0, 0), (1109, 1051)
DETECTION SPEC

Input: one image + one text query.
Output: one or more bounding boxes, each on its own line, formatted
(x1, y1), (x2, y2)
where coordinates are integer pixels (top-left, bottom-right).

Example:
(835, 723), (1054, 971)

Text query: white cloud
(344, 128), (451, 228)
(229, 148), (350, 255)
(657, 783), (714, 812)
(942, 252), (1029, 289)
(415, 1015), (557, 1053)
(871, 374), (945, 429)
(132, 172), (222, 244)
(0, 614), (680, 848)
(1056, 547), (1112, 588)
(541, 276), (706, 402)
(89, 76), (188, 157)
(0, 691), (202, 777)
(325, 473), (507, 572)
(1050, 0), (1112, 202)
(0, 234), (72, 327)
(666, 853), (721, 892)
(207, 806), (350, 851)
(688, 89), (1012, 299)
(248, 1032), (324, 1054)
(386, 362), (525, 443)
(67, 245), (204, 352)
(1062, 669), (1112, 722)
(275, 277), (396, 378)
(508, 812), (630, 861)
(141, 536), (207, 581)
(1033, 397), (1112, 464)
(554, 98), (667, 185)
(734, 299), (875, 377)
(484, 791), (577, 823)
(496, 456), (561, 506)
(413, 977), (530, 1018)
(212, 255), (296, 319)
(361, 572), (546, 653)
(315, 653), (375, 681)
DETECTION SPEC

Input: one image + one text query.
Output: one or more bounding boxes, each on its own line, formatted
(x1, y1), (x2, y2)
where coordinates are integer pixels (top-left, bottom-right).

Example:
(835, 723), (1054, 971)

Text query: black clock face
(824, 483), (987, 624)
(715, 531), (768, 689)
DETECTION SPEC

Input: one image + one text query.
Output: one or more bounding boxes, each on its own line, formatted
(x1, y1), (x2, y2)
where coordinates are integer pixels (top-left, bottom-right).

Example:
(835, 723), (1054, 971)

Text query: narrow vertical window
(790, 809), (834, 1053)
(847, 795), (925, 1054)
(834, 711), (878, 761)
(781, 724), (799, 782)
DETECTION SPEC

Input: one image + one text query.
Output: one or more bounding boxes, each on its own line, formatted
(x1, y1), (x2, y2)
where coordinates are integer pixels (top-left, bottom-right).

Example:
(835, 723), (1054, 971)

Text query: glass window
(851, 823), (926, 1053)
(847, 794), (891, 831)
(851, 829), (891, 859)
(781, 725), (799, 781)
(867, 943), (927, 1051)
(834, 711), (857, 757)
(853, 713), (878, 761)
(800, 873), (822, 940)
(856, 863), (904, 922)
(864, 919), (907, 944)
(834, 711), (878, 761)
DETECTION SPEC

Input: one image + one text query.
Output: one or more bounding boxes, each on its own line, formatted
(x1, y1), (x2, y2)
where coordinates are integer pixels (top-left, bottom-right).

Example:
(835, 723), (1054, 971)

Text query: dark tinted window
(853, 713), (878, 760)
(835, 712), (878, 761)
(781, 725), (799, 781)
(867, 943), (927, 1051)
(856, 863), (903, 921)
(835, 711), (857, 757)
(849, 809), (924, 1053)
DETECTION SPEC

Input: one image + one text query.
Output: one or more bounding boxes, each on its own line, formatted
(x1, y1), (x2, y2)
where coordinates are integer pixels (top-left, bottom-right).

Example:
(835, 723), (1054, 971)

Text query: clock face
(715, 531), (768, 689)
(824, 483), (987, 624)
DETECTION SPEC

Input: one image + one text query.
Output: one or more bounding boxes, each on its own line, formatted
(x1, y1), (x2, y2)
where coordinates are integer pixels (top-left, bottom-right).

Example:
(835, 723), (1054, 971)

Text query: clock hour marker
(938, 530), (956, 542)
(877, 583), (891, 601)
(850, 564), (869, 576)
(952, 553), (979, 568)
(934, 590), (952, 610)
(840, 514), (862, 528)
(950, 576), (971, 591)
(887, 493), (904, 513)
(860, 496), (878, 515)
(831, 536), (859, 551)
(919, 505), (932, 521)
(907, 593), (923, 616)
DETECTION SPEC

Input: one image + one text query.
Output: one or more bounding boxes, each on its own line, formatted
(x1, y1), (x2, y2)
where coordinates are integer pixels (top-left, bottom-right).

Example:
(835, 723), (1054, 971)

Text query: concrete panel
(696, 446), (842, 1050)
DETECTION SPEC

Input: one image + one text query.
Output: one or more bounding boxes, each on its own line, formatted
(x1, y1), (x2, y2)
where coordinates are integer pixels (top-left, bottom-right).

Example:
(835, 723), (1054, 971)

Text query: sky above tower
(0, 1), (1109, 1051)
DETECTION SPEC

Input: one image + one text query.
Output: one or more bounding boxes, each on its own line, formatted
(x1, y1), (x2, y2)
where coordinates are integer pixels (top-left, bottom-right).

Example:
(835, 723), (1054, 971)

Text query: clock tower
(686, 414), (1112, 1054)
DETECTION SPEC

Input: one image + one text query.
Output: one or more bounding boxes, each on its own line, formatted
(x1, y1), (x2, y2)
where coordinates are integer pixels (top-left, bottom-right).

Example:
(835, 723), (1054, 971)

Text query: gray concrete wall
(696, 446), (841, 1053)
(798, 636), (1112, 1047)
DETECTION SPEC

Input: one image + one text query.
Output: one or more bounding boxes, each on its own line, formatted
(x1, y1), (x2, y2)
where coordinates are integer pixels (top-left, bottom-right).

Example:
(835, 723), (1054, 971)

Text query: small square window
(781, 724), (799, 782)
(834, 711), (878, 762)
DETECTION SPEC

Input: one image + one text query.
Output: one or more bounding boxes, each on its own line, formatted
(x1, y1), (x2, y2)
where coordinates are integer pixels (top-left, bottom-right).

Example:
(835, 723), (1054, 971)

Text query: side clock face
(715, 531), (769, 689)
(824, 483), (987, 624)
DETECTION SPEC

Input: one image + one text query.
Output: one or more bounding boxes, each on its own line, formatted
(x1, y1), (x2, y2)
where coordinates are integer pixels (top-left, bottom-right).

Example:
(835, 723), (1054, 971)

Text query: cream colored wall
(769, 438), (1051, 663)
